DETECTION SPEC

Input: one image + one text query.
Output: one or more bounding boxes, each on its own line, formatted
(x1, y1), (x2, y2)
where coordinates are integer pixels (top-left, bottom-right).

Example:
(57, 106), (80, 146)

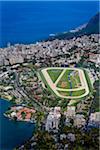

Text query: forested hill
(83, 12), (99, 34)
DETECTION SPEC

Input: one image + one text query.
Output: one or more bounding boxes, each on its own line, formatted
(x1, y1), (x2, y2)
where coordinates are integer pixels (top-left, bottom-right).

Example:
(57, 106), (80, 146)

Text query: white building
(45, 107), (61, 132)
(67, 133), (75, 142)
(66, 106), (76, 118)
(74, 114), (86, 128)
(89, 112), (100, 122)
(11, 112), (17, 117)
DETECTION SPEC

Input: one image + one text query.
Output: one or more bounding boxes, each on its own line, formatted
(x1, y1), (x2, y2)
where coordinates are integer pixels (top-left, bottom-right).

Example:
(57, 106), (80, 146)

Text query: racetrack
(41, 67), (90, 99)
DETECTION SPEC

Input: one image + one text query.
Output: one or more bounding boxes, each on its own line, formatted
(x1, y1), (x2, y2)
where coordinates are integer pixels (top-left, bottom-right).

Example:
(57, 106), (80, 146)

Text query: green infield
(56, 70), (81, 89)
(57, 89), (85, 97)
(71, 89), (85, 96)
(57, 70), (72, 89)
(39, 67), (91, 99)
(57, 90), (71, 97)
(47, 69), (63, 83)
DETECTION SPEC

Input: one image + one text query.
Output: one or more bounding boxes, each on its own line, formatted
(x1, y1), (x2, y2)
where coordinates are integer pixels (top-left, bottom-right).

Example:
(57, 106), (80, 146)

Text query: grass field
(70, 71), (81, 88)
(57, 70), (81, 89)
(71, 89), (85, 96)
(57, 70), (72, 89)
(57, 89), (85, 97)
(47, 69), (63, 83)
(57, 90), (71, 96)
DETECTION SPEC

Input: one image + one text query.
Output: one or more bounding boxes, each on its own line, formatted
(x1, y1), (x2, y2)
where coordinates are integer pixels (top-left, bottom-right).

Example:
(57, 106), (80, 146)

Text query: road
(14, 71), (48, 111)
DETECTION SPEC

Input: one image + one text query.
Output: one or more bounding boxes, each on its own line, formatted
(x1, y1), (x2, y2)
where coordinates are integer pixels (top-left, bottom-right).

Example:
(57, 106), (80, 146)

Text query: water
(0, 1), (99, 47)
(0, 99), (35, 150)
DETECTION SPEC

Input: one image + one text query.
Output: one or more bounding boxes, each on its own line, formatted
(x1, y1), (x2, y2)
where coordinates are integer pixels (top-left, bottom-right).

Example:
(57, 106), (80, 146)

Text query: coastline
(3, 113), (35, 124)
(0, 1), (98, 48)
(3, 105), (36, 124)
(0, 97), (11, 102)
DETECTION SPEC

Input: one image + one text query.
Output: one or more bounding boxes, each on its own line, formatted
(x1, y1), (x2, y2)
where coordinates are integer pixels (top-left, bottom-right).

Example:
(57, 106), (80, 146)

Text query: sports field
(39, 67), (90, 99)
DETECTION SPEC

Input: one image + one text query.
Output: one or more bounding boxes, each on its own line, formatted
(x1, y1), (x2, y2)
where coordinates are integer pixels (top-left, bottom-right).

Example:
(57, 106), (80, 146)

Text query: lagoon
(0, 99), (35, 150)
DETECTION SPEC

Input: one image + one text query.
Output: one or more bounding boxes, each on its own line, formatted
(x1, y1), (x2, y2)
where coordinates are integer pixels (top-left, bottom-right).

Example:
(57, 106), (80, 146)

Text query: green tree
(21, 112), (26, 119)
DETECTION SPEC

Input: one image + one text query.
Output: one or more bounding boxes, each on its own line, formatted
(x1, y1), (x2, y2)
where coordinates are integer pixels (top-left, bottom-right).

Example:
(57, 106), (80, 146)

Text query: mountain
(48, 12), (100, 41)
(83, 12), (99, 34)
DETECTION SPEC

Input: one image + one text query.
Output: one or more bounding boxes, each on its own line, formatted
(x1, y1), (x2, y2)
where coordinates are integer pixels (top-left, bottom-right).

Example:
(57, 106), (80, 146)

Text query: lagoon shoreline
(0, 99), (35, 150)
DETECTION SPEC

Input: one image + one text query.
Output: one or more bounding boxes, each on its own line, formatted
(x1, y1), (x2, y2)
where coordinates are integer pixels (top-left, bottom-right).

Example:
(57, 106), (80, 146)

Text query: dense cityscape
(0, 32), (99, 149)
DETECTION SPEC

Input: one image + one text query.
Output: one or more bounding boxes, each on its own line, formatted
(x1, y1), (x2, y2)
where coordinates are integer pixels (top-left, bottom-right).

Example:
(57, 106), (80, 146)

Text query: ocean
(0, 1), (99, 47)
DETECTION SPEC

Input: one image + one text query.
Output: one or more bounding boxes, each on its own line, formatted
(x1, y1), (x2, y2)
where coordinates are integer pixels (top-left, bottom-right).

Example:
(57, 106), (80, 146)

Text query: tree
(36, 111), (45, 128)
(34, 131), (57, 150)
(21, 111), (26, 120)
(59, 114), (66, 132)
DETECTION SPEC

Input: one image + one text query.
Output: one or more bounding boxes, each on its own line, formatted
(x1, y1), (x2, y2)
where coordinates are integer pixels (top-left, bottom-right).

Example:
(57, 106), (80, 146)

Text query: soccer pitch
(40, 67), (90, 99)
